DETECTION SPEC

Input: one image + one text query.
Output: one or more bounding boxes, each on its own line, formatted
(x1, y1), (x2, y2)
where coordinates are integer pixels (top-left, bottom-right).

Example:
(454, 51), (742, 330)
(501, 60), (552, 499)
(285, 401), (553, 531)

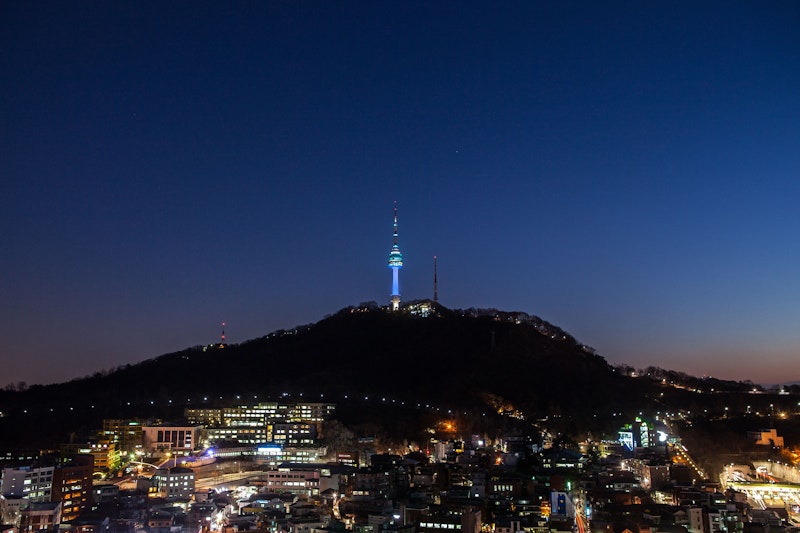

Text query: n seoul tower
(388, 203), (403, 311)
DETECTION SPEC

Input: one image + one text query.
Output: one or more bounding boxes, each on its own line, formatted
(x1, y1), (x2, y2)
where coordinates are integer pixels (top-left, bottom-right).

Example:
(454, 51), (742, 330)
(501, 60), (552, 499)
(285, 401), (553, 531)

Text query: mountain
(0, 302), (784, 448)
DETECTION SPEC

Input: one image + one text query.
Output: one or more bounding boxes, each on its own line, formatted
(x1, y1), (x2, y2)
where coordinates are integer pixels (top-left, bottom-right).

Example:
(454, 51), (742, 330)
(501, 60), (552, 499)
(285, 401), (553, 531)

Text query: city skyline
(3, 3), (800, 386)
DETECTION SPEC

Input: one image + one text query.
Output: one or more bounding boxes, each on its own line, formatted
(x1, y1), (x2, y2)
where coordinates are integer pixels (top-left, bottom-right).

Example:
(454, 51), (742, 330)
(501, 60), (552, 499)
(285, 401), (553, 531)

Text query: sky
(2, 2), (800, 386)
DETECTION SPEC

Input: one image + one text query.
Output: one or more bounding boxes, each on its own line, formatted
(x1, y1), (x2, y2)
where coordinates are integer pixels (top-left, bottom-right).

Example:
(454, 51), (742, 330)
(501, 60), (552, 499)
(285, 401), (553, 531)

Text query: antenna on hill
(220, 322), (226, 348)
(433, 256), (438, 302)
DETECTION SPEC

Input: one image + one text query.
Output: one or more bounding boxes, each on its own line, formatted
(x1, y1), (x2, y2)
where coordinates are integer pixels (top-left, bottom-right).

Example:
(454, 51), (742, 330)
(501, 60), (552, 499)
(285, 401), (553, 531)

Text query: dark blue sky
(3, 2), (799, 385)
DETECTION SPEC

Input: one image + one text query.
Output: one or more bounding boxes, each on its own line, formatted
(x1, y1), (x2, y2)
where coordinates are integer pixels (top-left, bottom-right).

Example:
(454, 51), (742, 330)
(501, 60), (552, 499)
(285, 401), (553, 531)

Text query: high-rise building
(101, 419), (147, 452)
(388, 204), (403, 310)
(52, 455), (93, 521)
(0, 454), (92, 523)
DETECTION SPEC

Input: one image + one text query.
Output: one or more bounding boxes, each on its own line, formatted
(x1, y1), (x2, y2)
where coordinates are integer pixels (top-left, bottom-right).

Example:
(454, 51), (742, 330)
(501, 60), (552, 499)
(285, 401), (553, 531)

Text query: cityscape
(2, 347), (800, 533)
(2, 206), (800, 533)
(3, 4), (800, 533)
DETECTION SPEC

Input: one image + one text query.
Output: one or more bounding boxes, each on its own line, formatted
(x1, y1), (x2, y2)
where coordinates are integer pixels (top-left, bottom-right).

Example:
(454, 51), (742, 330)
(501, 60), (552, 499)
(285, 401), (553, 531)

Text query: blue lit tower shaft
(388, 205), (403, 310)
(392, 267), (399, 298)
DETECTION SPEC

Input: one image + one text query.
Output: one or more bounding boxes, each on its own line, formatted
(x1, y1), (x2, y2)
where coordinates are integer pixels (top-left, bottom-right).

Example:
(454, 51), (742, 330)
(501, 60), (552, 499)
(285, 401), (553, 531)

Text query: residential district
(1, 400), (800, 533)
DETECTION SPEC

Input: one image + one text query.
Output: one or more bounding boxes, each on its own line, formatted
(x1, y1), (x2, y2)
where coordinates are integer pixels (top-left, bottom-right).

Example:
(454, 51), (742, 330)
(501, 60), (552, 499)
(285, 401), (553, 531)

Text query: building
(20, 501), (62, 532)
(141, 425), (202, 454)
(0, 466), (55, 501)
(191, 402), (336, 446)
(336, 452), (359, 467)
(91, 484), (119, 506)
(353, 469), (392, 500)
(264, 464), (343, 497)
(417, 507), (481, 533)
(1, 494), (25, 528)
(147, 509), (175, 533)
(541, 449), (586, 471)
(59, 442), (116, 472)
(265, 469), (322, 496)
(0, 455), (91, 524)
(388, 204), (403, 310)
(748, 429), (784, 448)
(0, 451), (39, 467)
(626, 458), (671, 490)
(184, 408), (223, 426)
(149, 467), (195, 500)
(686, 507), (703, 533)
(288, 517), (326, 533)
(705, 509), (743, 533)
(51, 454), (93, 521)
(254, 445), (327, 466)
(100, 419), (147, 453)
(286, 403), (336, 424)
(206, 427), (270, 445)
(550, 491), (576, 519)
(211, 403), (336, 425)
(272, 423), (317, 446)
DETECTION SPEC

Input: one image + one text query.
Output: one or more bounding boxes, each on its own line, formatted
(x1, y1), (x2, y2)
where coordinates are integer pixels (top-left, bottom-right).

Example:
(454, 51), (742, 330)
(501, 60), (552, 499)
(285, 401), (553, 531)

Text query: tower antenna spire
(220, 322), (226, 347)
(393, 201), (398, 246)
(433, 256), (438, 302)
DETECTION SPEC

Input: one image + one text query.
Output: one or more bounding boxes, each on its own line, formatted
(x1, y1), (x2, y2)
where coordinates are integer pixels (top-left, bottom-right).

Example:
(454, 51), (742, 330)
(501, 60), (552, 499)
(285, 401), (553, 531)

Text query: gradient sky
(3, 2), (800, 386)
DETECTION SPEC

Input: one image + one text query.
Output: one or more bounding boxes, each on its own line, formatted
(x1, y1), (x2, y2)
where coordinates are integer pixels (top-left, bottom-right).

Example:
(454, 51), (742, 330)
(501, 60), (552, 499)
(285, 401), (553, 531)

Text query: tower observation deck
(388, 204), (403, 310)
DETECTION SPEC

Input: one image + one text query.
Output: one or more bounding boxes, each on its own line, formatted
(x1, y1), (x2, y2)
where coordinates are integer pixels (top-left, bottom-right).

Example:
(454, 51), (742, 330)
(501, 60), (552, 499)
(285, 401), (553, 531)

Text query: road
(670, 444), (705, 479)
(110, 468), (263, 492)
(195, 470), (264, 491)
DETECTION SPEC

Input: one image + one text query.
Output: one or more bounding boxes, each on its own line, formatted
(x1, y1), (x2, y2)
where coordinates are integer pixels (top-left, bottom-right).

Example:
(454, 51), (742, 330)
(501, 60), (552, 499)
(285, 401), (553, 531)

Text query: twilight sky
(2, 2), (800, 386)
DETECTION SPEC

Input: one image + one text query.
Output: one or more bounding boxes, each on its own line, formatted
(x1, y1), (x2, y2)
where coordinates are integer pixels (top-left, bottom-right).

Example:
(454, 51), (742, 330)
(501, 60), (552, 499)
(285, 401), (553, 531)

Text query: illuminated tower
(388, 204), (403, 310)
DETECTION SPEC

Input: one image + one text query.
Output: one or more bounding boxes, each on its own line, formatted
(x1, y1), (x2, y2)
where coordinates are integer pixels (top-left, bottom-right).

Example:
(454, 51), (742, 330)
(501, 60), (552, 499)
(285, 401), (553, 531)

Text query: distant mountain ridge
(0, 302), (792, 448)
